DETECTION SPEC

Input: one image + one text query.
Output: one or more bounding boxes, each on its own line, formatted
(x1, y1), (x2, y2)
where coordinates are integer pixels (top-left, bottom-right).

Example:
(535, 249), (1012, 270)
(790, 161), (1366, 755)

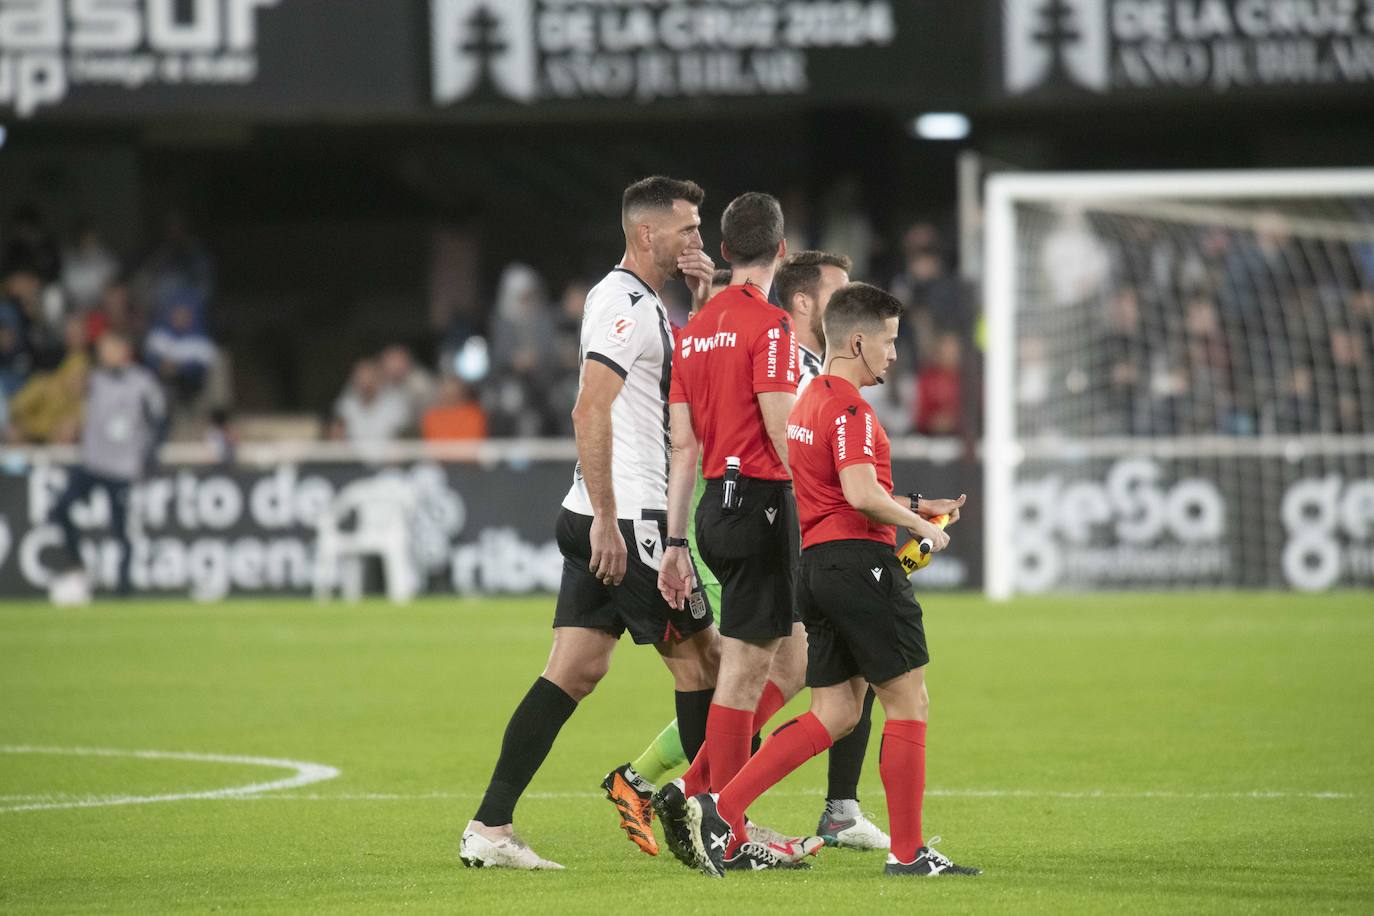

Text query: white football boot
(744, 820), (825, 863)
(817, 802), (891, 851)
(460, 822), (564, 870)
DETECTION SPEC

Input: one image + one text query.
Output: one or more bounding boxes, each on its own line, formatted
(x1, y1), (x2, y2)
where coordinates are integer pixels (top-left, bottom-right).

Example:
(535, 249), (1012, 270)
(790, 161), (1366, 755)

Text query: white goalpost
(984, 169), (1374, 600)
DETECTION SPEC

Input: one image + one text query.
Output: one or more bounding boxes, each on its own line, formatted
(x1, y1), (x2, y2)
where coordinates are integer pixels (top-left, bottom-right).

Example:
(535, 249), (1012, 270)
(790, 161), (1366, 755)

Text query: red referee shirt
(788, 374), (895, 549)
(670, 283), (797, 480)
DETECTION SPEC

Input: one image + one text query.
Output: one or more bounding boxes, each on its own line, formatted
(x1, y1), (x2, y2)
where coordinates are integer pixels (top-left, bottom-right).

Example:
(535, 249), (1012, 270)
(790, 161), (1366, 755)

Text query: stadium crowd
(1026, 208), (1374, 438)
(419, 220), (980, 444)
(0, 206), (225, 446)
(0, 201), (982, 451)
(6, 197), (1374, 452)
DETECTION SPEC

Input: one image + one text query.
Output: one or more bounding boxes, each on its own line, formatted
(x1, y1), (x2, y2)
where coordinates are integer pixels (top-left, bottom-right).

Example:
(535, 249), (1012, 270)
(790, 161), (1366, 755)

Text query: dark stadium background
(2, 0), (1373, 600)
(4, 1), (1370, 411)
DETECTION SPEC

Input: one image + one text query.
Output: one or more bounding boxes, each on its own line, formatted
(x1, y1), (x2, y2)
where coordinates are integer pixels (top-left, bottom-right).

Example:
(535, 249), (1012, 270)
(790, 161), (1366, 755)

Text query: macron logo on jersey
(680, 331), (737, 359)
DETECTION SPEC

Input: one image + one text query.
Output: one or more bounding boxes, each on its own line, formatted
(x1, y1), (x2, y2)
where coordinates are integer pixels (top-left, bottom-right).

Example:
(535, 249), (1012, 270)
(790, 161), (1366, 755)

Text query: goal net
(984, 170), (1374, 598)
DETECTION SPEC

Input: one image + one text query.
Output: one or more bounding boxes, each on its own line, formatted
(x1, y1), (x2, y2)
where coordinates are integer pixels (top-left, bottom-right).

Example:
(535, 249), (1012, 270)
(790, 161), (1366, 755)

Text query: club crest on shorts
(688, 589), (707, 620)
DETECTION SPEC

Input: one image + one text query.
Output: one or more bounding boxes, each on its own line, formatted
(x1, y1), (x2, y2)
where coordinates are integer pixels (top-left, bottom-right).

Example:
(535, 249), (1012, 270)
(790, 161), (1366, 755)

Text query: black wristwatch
(665, 536), (690, 548)
(909, 493), (924, 514)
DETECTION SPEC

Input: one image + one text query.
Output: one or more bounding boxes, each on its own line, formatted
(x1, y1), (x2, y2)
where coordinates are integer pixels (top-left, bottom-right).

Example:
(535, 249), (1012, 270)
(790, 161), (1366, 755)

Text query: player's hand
(920, 493), (966, 526)
(589, 515), (627, 586)
(657, 545), (694, 610)
(909, 515), (950, 552)
(679, 248), (715, 311)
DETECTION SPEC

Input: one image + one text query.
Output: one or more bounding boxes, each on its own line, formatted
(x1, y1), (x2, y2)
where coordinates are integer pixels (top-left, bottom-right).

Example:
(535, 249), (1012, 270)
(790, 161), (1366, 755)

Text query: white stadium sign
(1003, 0), (1374, 96)
(0, 0), (282, 117)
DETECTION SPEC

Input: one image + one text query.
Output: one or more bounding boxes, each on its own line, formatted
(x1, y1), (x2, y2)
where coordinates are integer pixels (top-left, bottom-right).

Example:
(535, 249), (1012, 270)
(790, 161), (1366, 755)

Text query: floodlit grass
(2, 592), (1372, 913)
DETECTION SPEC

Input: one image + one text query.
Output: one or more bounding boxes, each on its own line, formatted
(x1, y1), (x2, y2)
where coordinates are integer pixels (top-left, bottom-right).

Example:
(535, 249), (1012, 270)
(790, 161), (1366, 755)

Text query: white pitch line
(229, 787), (1360, 802)
(0, 746), (1356, 813)
(0, 746), (340, 814)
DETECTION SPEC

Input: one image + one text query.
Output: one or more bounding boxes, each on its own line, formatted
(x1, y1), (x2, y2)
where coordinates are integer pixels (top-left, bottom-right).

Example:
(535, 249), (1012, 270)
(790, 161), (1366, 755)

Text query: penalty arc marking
(0, 746), (341, 814)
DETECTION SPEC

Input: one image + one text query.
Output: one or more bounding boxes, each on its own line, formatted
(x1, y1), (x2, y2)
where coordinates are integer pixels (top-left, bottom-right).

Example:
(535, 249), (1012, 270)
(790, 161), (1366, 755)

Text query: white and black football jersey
(796, 342), (824, 397)
(562, 267), (674, 521)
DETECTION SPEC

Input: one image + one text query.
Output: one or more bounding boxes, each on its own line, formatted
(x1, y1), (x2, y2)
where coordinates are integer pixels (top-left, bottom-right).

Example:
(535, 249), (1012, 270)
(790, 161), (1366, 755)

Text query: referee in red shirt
(683, 282), (980, 877)
(655, 192), (814, 868)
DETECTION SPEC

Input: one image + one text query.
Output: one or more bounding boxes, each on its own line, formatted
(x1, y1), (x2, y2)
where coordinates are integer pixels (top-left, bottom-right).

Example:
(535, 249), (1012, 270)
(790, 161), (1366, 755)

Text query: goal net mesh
(1003, 188), (1374, 592)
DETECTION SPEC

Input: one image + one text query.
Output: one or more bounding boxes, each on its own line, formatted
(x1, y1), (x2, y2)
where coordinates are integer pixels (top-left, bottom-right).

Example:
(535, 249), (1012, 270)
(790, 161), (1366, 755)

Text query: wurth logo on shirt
(787, 423), (814, 445)
(680, 331), (737, 359)
(863, 412), (875, 457)
(835, 414), (848, 460)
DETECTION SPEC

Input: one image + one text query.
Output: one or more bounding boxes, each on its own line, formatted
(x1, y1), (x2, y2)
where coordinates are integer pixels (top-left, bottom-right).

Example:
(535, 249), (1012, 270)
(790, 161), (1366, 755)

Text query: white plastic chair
(313, 475), (419, 604)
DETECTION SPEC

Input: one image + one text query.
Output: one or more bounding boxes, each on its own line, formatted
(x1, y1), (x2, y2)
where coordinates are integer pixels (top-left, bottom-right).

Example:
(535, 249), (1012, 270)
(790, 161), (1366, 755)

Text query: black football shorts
(552, 508), (713, 645)
(695, 478), (799, 641)
(797, 538), (929, 688)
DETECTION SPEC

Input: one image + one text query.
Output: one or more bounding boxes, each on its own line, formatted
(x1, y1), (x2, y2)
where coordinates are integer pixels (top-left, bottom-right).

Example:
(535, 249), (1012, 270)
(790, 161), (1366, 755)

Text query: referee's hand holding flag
(909, 515), (951, 553)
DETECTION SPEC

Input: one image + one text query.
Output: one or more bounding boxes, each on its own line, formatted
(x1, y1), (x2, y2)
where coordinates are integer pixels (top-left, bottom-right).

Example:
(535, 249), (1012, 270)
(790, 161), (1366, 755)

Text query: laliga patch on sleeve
(606, 315), (637, 347)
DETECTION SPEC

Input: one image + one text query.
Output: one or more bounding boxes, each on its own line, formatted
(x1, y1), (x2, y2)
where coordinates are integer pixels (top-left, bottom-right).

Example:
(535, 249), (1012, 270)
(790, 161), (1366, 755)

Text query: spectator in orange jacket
(422, 375), (488, 441)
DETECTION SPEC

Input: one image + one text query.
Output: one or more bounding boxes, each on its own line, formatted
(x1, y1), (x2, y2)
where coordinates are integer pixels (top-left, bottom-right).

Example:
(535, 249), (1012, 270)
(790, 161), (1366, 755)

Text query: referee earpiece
(856, 337), (885, 385)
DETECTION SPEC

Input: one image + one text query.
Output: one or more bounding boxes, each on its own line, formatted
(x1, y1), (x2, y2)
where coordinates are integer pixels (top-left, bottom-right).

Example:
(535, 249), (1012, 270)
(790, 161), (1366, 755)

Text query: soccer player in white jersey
(775, 250), (889, 849)
(461, 177), (720, 870)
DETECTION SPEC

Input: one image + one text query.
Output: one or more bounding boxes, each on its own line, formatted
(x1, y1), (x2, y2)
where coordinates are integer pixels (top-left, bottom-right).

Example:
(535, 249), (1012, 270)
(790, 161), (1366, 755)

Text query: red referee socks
(679, 743), (711, 798)
(717, 712), (833, 854)
(680, 684), (790, 798)
(704, 703), (755, 793)
(752, 680), (787, 734)
(880, 719), (927, 864)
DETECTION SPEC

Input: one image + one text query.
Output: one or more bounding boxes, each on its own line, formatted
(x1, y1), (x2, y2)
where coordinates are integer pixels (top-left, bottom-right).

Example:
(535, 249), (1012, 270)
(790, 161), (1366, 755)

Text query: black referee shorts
(552, 508), (713, 645)
(695, 477), (799, 641)
(797, 539), (929, 688)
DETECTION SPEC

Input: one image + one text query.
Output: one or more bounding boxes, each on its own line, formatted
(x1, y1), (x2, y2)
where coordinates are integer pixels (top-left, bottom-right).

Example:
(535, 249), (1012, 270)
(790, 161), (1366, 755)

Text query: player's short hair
(720, 192), (784, 266)
(711, 268), (732, 289)
(622, 176), (705, 220)
(823, 282), (904, 343)
(775, 250), (853, 314)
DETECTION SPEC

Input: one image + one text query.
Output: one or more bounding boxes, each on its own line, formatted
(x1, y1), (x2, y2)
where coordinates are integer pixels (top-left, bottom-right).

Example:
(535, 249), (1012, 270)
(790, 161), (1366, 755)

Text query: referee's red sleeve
(833, 403), (879, 470)
(750, 325), (798, 395)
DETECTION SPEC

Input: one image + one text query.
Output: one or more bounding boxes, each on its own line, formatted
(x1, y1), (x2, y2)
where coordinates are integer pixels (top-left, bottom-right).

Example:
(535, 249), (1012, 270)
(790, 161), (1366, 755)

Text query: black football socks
(474, 677), (578, 826)
(674, 687), (714, 762)
(825, 686), (876, 803)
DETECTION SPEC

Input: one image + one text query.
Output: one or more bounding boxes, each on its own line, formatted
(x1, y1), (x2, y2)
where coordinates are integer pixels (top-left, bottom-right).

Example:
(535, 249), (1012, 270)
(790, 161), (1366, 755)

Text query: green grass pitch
(2, 592), (1372, 913)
